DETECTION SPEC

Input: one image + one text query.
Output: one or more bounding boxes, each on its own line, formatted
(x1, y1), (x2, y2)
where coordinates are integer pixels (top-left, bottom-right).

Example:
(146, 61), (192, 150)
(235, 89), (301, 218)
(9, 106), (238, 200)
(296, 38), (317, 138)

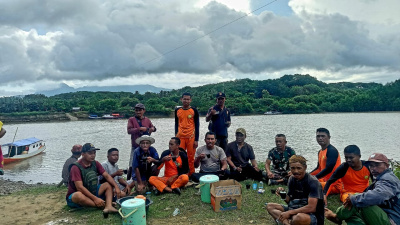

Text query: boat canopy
(3, 137), (42, 147)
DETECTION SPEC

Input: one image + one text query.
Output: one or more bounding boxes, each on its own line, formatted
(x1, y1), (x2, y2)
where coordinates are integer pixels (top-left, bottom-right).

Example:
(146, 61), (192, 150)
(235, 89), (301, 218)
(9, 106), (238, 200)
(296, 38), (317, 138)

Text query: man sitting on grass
(100, 148), (132, 197)
(267, 155), (325, 225)
(66, 143), (120, 214)
(325, 153), (400, 225)
(149, 137), (189, 195)
(62, 144), (82, 187)
(323, 145), (371, 205)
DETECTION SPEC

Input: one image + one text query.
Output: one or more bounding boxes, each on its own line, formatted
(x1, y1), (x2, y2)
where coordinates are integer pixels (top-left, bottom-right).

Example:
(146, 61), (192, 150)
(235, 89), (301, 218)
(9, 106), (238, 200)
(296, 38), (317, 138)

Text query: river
(1, 112), (400, 184)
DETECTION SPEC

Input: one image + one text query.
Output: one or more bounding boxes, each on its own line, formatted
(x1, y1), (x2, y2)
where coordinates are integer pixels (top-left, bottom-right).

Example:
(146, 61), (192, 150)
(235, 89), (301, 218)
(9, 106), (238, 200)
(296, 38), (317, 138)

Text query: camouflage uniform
(267, 146), (296, 180)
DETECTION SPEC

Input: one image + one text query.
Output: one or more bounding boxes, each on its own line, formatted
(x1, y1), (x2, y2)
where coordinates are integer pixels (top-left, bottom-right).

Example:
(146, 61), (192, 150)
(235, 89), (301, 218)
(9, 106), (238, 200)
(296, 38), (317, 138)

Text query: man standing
(62, 144), (82, 186)
(205, 92), (231, 151)
(127, 103), (156, 179)
(310, 128), (341, 191)
(0, 121), (6, 175)
(267, 155), (325, 225)
(265, 134), (296, 185)
(149, 137), (189, 195)
(100, 148), (132, 197)
(66, 143), (120, 214)
(226, 128), (263, 181)
(175, 92), (199, 176)
(191, 132), (229, 182)
(325, 153), (400, 225)
(131, 135), (160, 194)
(323, 145), (371, 205)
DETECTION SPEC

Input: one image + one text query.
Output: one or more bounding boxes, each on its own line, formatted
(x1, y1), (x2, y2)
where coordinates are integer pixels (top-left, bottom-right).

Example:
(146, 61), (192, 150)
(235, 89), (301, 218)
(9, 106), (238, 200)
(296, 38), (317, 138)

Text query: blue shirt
(208, 105), (231, 137)
(131, 146), (159, 181)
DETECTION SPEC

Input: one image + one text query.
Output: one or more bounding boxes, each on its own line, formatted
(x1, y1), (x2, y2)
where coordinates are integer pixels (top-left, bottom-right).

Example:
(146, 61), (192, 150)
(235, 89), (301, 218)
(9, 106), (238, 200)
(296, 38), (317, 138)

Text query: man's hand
(343, 194), (353, 209)
(137, 183), (145, 192)
(114, 187), (121, 199)
(209, 109), (217, 116)
(114, 169), (124, 176)
(253, 166), (260, 172)
(123, 185), (132, 195)
(278, 211), (291, 222)
(267, 171), (274, 178)
(94, 197), (105, 208)
(198, 153), (206, 160)
(236, 167), (243, 173)
(193, 141), (198, 149)
(147, 157), (156, 163)
(162, 155), (172, 162)
(139, 127), (148, 132)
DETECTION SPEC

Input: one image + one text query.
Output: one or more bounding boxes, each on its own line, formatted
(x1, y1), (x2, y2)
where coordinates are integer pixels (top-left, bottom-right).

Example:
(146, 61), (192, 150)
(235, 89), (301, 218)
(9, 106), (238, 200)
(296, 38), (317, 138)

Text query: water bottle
(172, 208), (180, 216)
(259, 181), (264, 189)
(145, 191), (151, 202)
(252, 181), (257, 190)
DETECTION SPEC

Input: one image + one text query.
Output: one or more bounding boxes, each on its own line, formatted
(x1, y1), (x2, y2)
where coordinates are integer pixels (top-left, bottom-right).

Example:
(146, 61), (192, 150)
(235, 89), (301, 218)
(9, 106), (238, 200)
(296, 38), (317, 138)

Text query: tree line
(1, 74), (400, 117)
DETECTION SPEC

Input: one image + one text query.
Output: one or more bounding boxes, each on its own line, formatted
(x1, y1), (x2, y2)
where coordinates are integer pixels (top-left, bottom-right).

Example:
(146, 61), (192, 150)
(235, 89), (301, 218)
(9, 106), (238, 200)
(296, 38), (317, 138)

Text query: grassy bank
(1, 182), (342, 225)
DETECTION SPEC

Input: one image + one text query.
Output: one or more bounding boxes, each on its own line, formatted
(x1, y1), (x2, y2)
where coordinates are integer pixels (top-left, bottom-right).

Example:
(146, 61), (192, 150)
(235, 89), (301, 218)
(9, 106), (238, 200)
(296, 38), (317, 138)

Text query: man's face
(217, 97), (225, 106)
(181, 95), (192, 108)
(140, 141), (151, 152)
(107, 150), (119, 164)
(316, 132), (330, 147)
(235, 132), (245, 143)
(205, 134), (216, 149)
(275, 137), (287, 151)
(344, 153), (361, 169)
(169, 139), (179, 151)
(135, 108), (145, 118)
(290, 162), (306, 180)
(369, 162), (388, 177)
(82, 151), (96, 162)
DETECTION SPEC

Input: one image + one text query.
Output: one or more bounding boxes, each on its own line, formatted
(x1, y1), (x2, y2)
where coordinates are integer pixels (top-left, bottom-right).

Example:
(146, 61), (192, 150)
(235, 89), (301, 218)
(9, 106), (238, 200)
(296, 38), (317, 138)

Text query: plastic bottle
(172, 208), (180, 216)
(252, 181), (257, 190)
(146, 191), (152, 202)
(259, 181), (264, 189)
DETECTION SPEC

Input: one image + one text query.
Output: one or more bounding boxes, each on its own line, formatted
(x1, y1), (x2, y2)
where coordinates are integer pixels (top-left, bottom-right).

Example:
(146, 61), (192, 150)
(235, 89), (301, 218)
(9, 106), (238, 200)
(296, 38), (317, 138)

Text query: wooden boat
(2, 137), (46, 164)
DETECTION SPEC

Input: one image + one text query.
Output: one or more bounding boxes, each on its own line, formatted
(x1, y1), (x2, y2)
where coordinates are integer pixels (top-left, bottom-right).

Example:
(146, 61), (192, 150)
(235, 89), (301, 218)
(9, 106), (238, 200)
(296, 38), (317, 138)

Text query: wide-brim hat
(135, 135), (155, 145)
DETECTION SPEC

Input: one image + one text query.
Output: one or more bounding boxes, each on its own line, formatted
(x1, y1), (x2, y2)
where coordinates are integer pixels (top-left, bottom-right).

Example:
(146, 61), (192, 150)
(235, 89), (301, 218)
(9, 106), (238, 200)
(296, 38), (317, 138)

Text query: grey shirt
(100, 160), (126, 190)
(62, 156), (78, 186)
(195, 145), (226, 172)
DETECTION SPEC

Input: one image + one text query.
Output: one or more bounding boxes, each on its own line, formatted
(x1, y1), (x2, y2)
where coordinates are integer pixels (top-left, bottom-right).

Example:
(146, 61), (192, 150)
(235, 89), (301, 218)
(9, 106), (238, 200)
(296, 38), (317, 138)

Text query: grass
(5, 181), (343, 225)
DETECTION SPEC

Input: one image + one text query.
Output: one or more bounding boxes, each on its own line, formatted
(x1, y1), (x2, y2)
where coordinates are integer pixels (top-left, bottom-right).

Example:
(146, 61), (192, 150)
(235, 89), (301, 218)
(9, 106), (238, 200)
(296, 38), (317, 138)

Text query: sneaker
(268, 179), (278, 186)
(172, 188), (181, 195)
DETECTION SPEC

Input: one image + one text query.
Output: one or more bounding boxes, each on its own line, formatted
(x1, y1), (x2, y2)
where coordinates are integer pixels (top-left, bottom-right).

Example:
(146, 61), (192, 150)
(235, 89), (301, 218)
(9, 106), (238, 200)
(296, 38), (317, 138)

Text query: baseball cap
(367, 153), (389, 164)
(135, 103), (145, 109)
(236, 128), (246, 136)
(81, 143), (100, 153)
(216, 92), (226, 98)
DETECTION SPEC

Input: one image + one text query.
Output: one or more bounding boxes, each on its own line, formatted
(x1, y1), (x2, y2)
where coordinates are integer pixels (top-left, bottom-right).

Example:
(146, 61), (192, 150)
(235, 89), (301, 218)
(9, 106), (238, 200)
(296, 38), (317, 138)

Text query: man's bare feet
(325, 208), (341, 224)
(103, 207), (118, 214)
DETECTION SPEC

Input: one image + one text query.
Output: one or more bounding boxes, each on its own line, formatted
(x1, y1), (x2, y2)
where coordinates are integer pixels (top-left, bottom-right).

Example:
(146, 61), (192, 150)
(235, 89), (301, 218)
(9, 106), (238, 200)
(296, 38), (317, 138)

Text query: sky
(0, 0), (399, 96)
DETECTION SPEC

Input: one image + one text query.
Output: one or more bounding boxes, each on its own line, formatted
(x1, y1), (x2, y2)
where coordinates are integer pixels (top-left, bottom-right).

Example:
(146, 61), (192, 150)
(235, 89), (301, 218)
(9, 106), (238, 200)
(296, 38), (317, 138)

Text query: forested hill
(1, 74), (400, 117)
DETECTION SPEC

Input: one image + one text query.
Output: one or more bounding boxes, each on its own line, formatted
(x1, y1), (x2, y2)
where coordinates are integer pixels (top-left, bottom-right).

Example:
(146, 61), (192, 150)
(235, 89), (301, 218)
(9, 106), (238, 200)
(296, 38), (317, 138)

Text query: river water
(1, 112), (400, 184)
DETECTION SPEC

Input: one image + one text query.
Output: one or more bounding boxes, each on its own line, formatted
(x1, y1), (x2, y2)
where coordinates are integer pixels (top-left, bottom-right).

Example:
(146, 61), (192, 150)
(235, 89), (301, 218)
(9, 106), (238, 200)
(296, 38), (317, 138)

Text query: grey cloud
(0, 0), (399, 86)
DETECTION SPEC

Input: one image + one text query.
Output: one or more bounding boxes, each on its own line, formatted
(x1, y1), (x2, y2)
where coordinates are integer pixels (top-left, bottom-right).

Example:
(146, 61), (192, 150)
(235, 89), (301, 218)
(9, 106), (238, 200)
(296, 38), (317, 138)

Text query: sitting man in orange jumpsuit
(310, 128), (341, 193)
(175, 92), (199, 176)
(149, 137), (189, 195)
(323, 145), (372, 205)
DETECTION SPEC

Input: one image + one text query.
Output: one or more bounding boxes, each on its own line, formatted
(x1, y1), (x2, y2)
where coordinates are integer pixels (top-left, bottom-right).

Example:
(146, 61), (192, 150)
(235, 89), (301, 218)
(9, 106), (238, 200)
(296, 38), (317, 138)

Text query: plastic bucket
(119, 198), (146, 225)
(117, 196), (153, 214)
(199, 175), (219, 203)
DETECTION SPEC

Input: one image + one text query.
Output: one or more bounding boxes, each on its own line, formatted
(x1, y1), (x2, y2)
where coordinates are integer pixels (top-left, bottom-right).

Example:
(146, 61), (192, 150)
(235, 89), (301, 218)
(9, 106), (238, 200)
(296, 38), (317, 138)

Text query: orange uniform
(324, 161), (371, 202)
(311, 144), (342, 193)
(175, 107), (199, 176)
(149, 150), (189, 192)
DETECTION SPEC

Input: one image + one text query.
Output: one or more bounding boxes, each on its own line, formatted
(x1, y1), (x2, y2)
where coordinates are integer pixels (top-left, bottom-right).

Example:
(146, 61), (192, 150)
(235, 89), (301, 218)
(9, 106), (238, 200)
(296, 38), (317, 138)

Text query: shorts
(281, 205), (318, 225)
(66, 184), (103, 208)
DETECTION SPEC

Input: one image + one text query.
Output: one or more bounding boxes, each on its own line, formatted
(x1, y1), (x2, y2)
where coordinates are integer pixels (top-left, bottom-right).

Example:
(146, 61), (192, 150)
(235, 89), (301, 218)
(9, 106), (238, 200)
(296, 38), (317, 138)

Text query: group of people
(60, 92), (400, 225)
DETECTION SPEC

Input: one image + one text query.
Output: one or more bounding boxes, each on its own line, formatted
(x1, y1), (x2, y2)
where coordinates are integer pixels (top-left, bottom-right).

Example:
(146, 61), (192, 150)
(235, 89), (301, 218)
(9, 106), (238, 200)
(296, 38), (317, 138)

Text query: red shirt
(66, 160), (105, 199)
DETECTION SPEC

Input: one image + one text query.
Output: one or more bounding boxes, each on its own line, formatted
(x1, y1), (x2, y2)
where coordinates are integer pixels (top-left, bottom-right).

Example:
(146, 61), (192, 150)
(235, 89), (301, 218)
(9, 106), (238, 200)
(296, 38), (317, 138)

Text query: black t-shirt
(287, 173), (324, 225)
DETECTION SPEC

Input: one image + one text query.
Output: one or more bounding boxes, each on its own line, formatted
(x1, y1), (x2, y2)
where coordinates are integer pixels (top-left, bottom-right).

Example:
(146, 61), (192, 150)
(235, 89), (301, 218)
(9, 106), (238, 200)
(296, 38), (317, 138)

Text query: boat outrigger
(2, 137), (46, 164)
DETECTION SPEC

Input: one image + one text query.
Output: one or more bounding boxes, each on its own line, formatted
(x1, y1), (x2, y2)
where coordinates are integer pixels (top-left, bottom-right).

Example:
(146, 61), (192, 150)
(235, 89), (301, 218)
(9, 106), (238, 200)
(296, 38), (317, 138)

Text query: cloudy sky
(0, 0), (399, 96)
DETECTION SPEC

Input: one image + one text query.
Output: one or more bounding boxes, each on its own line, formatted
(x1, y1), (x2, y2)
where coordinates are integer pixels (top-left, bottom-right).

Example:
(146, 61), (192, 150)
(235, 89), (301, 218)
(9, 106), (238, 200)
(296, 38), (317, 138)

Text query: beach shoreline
(0, 177), (47, 196)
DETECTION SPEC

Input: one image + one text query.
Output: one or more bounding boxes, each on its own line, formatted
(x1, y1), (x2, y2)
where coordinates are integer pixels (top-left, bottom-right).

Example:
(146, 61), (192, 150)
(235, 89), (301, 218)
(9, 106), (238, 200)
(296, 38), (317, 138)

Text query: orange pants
(149, 175), (189, 192)
(179, 137), (195, 176)
(321, 180), (342, 195)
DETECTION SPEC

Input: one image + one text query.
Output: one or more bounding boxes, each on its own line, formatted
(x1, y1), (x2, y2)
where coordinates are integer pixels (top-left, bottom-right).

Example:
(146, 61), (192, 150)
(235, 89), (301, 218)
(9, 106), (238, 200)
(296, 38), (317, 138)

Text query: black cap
(81, 143), (100, 153)
(216, 92), (226, 98)
(135, 103), (145, 109)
